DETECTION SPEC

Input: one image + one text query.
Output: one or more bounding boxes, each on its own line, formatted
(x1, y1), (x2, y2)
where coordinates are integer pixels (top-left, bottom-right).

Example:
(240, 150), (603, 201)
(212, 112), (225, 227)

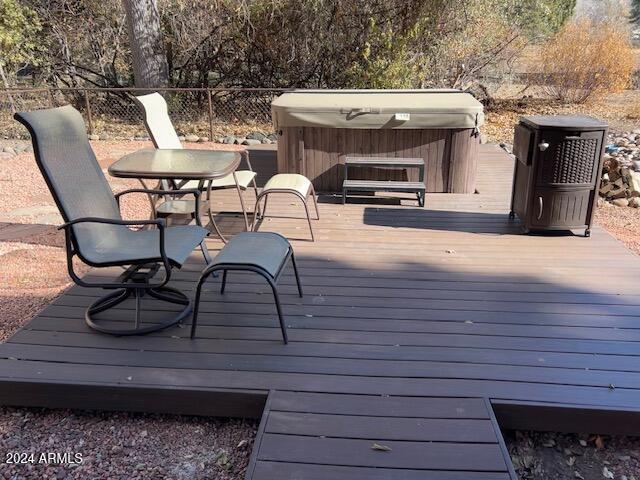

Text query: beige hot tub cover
(271, 89), (485, 130)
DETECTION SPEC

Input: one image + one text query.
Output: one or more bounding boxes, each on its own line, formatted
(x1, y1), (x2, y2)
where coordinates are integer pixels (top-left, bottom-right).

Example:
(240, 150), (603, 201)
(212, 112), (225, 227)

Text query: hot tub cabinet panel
(277, 127), (479, 193)
(272, 90), (483, 194)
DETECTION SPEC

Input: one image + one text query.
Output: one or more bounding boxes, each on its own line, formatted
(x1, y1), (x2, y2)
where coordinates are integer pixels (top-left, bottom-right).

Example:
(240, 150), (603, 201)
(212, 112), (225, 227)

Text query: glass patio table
(109, 148), (242, 241)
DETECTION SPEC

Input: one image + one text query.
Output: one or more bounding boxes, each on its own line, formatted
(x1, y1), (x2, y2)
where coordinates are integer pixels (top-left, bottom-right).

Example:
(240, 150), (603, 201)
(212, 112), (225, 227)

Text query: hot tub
(271, 89), (485, 193)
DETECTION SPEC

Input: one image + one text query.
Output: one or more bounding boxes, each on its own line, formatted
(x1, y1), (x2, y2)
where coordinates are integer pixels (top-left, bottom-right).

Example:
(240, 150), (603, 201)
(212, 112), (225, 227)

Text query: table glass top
(109, 149), (241, 179)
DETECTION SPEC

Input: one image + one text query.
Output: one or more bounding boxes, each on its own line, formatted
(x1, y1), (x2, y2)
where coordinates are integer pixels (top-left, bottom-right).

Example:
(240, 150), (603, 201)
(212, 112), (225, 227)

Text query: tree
(0, 0), (41, 87)
(122, 0), (168, 87)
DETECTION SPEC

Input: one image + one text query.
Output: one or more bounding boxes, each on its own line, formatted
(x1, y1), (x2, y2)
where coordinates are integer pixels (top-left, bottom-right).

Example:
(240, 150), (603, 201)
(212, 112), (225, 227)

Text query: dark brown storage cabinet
(509, 115), (608, 237)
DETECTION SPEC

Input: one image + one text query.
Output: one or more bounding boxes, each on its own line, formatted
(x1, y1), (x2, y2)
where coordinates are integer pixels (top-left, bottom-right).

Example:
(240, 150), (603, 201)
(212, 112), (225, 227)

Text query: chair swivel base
(85, 286), (192, 336)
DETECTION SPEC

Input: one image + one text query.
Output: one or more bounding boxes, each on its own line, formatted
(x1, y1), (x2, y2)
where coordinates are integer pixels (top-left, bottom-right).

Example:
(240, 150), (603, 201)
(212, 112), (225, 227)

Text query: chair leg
(200, 240), (212, 264)
(191, 270), (213, 339)
(233, 172), (250, 231)
(134, 288), (141, 329)
(299, 195), (315, 242)
(267, 278), (288, 344)
(262, 194), (269, 220)
(221, 270), (228, 294)
(290, 251), (303, 297)
(310, 184), (320, 220)
(251, 177), (261, 218)
(252, 193), (269, 231)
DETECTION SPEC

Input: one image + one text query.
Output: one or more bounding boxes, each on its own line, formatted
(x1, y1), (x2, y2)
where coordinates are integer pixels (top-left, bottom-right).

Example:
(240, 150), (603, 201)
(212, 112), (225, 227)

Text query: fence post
(84, 89), (94, 135)
(207, 89), (214, 140)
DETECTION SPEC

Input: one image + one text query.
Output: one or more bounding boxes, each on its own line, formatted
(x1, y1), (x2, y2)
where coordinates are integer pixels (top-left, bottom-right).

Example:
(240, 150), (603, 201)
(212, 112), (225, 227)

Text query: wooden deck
(2, 144), (640, 478)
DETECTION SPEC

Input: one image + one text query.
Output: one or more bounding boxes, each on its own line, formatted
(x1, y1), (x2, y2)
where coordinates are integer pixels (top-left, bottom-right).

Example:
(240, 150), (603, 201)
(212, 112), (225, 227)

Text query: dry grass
(538, 18), (635, 104)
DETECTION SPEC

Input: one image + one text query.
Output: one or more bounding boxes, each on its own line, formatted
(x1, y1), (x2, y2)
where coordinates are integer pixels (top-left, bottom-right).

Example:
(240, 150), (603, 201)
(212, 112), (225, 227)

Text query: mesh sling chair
(15, 105), (211, 336)
(134, 93), (259, 236)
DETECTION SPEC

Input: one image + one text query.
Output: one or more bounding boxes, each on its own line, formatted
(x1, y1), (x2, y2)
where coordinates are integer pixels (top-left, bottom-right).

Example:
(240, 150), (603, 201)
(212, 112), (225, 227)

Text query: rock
(267, 133), (278, 141)
(222, 136), (236, 144)
(234, 137), (245, 145)
(3, 147), (16, 155)
(630, 171), (640, 196)
(88, 134), (100, 141)
(14, 144), (28, 153)
(242, 138), (262, 146)
(261, 138), (272, 144)
(246, 131), (266, 141)
(612, 198), (629, 207)
(185, 134), (199, 143)
(480, 133), (488, 144)
(198, 137), (209, 143)
(629, 197), (640, 208)
(99, 134), (110, 141)
(178, 135), (186, 142)
(215, 137), (225, 143)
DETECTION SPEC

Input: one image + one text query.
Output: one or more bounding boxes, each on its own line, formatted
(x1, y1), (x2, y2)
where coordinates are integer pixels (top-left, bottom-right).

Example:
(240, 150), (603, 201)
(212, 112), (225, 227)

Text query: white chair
(134, 92), (259, 232)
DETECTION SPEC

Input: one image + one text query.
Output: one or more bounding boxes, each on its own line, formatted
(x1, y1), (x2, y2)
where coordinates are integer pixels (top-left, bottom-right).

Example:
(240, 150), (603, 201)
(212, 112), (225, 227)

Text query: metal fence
(0, 87), (289, 139)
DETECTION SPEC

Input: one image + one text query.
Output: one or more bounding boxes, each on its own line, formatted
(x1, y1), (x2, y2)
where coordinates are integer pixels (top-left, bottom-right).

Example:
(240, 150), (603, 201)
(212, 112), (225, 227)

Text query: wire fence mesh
(0, 87), (287, 140)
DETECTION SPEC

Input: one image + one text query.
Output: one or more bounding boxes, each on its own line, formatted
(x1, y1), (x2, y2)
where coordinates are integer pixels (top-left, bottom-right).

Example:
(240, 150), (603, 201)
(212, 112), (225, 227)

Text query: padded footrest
(210, 232), (292, 279)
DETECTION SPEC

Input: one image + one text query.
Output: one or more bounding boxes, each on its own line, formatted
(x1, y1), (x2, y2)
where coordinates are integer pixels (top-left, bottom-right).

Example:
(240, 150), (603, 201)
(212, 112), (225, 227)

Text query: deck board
(1, 144), (639, 478)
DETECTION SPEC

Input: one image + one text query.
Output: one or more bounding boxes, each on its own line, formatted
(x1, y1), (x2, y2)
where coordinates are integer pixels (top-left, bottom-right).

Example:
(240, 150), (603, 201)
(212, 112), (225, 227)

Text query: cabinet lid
(520, 115), (608, 131)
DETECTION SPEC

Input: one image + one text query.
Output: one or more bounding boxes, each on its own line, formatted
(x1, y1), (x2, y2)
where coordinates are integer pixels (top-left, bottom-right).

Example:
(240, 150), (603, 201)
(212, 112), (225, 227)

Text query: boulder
(612, 198), (629, 207)
(246, 131), (266, 141)
(222, 136), (236, 144)
(99, 134), (111, 141)
(234, 138), (245, 145)
(198, 137), (209, 143)
(629, 197), (640, 208)
(88, 134), (100, 141)
(185, 134), (199, 143)
(242, 138), (262, 146)
(178, 136), (186, 142)
(267, 133), (278, 141)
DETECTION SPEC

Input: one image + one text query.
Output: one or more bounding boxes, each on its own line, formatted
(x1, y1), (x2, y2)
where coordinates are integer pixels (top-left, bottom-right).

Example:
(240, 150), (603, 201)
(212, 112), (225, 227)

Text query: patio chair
(15, 105), (211, 336)
(134, 92), (259, 231)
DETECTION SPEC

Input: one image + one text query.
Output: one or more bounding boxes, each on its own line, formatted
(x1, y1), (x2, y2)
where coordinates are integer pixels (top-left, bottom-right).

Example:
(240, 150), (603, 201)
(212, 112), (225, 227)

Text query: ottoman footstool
(190, 231), (303, 343)
(252, 173), (319, 241)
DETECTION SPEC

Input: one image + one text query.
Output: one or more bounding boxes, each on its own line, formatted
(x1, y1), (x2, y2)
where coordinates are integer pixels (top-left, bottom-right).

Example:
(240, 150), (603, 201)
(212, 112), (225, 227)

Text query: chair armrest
(57, 217), (170, 269)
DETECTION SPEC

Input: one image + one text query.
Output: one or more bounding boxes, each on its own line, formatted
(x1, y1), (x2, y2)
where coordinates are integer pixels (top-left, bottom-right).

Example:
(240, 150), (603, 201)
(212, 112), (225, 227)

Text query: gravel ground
(0, 408), (256, 480)
(506, 430), (640, 480)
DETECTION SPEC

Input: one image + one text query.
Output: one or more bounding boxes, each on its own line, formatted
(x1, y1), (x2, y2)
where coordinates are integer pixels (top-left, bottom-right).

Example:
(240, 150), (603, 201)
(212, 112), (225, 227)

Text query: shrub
(538, 18), (635, 103)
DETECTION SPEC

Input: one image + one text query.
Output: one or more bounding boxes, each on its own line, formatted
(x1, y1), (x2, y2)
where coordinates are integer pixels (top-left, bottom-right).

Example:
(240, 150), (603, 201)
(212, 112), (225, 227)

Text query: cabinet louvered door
(530, 188), (591, 228)
(536, 130), (602, 188)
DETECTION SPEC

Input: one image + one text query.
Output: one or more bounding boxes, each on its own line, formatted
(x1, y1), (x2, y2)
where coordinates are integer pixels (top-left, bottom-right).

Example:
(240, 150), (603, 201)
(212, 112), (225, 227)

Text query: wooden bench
(342, 157), (425, 206)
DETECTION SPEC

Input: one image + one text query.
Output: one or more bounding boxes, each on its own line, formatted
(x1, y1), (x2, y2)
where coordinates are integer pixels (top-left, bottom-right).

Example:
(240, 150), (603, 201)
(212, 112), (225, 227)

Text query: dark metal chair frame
(15, 107), (211, 336)
(58, 188), (211, 336)
(252, 183), (320, 241)
(191, 245), (303, 344)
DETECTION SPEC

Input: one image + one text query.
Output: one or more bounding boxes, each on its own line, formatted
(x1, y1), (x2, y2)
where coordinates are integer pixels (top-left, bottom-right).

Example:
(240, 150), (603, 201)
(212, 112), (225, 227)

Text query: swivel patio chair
(15, 105), (211, 336)
(134, 92), (259, 233)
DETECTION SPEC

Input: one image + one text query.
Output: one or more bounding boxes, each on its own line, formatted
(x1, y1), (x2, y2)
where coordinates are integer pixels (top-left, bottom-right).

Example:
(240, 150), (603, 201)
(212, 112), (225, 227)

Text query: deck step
(247, 391), (517, 480)
(343, 179), (426, 193)
(345, 156), (424, 168)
